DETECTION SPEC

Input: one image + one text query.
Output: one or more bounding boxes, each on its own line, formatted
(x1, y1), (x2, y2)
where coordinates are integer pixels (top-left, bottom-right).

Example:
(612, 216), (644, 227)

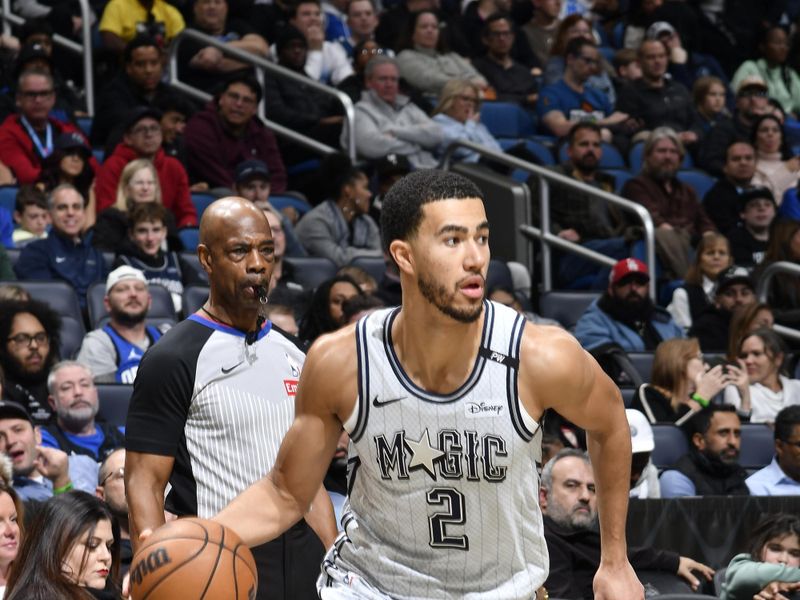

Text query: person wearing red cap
(575, 258), (683, 353)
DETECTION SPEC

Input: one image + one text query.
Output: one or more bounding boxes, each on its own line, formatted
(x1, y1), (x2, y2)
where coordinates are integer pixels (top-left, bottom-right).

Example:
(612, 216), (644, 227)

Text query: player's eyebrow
(435, 221), (490, 236)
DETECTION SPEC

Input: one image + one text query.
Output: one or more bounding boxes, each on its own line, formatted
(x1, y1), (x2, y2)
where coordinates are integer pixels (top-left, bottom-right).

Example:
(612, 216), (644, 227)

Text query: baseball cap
(123, 106), (163, 133)
(609, 258), (650, 286)
(0, 400), (33, 424)
(739, 186), (776, 210)
(736, 75), (768, 96)
(105, 265), (148, 294)
(645, 21), (676, 40)
(716, 265), (754, 295)
(234, 159), (270, 184)
(626, 409), (655, 454)
(55, 131), (91, 157)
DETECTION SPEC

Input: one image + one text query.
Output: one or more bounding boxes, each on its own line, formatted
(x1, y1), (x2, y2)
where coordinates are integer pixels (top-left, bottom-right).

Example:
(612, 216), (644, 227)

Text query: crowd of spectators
(0, 0), (800, 597)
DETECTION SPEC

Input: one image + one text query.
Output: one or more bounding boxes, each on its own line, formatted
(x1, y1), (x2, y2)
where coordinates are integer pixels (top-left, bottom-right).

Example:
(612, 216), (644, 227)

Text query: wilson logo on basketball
(284, 379), (299, 396)
(130, 547), (172, 586)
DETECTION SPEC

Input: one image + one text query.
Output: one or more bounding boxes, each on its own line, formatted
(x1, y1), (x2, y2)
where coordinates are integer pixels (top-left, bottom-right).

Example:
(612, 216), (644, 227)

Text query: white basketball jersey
(325, 301), (548, 599)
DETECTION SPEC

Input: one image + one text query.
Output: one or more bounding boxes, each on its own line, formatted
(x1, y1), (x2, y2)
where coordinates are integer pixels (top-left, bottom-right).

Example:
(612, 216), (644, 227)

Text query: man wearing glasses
(0, 299), (61, 424)
(95, 106), (197, 228)
(537, 38), (628, 140)
(0, 69), (91, 184)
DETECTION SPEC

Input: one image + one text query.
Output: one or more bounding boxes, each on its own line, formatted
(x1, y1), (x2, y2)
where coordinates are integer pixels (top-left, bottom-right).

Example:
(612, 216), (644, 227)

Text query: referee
(125, 197), (336, 599)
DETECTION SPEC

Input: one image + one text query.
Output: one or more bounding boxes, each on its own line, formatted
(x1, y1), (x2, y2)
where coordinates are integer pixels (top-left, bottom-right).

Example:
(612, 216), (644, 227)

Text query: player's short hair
(379, 170), (484, 252)
(775, 405), (800, 443)
(540, 448), (590, 491)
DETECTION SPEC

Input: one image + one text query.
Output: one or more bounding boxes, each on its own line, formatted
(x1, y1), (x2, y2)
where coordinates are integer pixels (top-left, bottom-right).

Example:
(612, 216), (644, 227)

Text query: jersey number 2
(426, 488), (469, 550)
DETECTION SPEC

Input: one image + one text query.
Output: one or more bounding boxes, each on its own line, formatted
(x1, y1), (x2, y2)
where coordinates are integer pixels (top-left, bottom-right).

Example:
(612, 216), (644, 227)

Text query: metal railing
(755, 260), (800, 342)
(441, 139), (658, 300)
(167, 28), (356, 161)
(0, 0), (94, 115)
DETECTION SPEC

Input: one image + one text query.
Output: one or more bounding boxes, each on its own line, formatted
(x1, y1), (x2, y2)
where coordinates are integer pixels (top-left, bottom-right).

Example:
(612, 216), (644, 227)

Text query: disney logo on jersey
(374, 428), (508, 482)
(284, 352), (301, 378)
(465, 401), (504, 417)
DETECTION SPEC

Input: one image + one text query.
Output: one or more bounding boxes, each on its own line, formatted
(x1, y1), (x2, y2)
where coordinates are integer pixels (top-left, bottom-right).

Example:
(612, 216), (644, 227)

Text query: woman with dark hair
(0, 477), (23, 597)
(5, 491), (120, 600)
(755, 220), (800, 328)
(396, 11), (487, 96)
(732, 25), (800, 118)
(724, 328), (800, 424)
(720, 513), (800, 600)
(298, 274), (364, 344)
(37, 132), (97, 229)
(294, 162), (382, 267)
(727, 303), (775, 363)
(751, 114), (800, 203)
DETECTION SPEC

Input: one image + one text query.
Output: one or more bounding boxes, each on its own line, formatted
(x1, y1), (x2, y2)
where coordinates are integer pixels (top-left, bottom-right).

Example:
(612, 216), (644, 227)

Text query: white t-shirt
(723, 375), (800, 423)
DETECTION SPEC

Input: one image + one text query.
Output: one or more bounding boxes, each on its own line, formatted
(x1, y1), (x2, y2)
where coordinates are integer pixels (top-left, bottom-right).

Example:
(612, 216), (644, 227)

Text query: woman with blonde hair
(432, 79), (502, 163)
(631, 337), (737, 424)
(93, 159), (180, 252)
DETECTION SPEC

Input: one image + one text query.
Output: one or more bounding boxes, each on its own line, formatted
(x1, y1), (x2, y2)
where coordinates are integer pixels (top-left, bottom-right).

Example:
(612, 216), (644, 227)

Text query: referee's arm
(126, 452), (174, 553)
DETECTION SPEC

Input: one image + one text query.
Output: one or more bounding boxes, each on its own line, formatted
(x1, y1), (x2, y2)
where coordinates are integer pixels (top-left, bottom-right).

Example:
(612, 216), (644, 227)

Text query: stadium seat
(17, 281), (84, 329)
(283, 256), (338, 290)
(179, 252), (208, 284)
(677, 170), (717, 199)
(191, 193), (216, 219)
(486, 259), (514, 292)
(557, 143), (626, 168)
(499, 138), (555, 166)
(77, 117), (92, 137)
(602, 168), (635, 194)
(59, 317), (86, 359)
(628, 352), (654, 382)
(182, 285), (209, 317)
(739, 423), (774, 469)
(538, 291), (600, 330)
(5, 248), (20, 267)
(86, 281), (176, 329)
(629, 142), (692, 173)
(102, 252), (115, 272)
(348, 256), (386, 284)
(651, 424), (689, 469)
(178, 227), (199, 252)
(270, 194), (312, 218)
(620, 387), (636, 407)
(92, 149), (104, 165)
(96, 384), (133, 428)
(480, 102), (535, 138)
(0, 186), (18, 214)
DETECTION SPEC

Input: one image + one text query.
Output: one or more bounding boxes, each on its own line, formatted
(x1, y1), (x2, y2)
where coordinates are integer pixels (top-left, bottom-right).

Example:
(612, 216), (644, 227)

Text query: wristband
(53, 481), (74, 495)
(690, 393), (709, 408)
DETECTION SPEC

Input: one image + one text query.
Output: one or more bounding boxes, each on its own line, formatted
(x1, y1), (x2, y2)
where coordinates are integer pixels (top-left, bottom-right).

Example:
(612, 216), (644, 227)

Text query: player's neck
(392, 302), (484, 394)
(202, 298), (260, 333)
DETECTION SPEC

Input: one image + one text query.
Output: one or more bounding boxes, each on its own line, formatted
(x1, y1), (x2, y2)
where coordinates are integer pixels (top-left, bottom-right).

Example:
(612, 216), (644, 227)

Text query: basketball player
(215, 171), (644, 599)
(125, 198), (337, 599)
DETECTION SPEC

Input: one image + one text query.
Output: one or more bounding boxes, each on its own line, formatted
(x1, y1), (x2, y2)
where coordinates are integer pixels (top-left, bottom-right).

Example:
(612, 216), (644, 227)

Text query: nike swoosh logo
(221, 361), (244, 374)
(55, 257), (66, 263)
(372, 395), (406, 407)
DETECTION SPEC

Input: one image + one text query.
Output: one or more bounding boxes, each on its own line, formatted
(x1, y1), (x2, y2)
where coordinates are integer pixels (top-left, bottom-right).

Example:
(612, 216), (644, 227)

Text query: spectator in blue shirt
(536, 37), (628, 140)
(432, 79), (502, 162)
(746, 405), (800, 496)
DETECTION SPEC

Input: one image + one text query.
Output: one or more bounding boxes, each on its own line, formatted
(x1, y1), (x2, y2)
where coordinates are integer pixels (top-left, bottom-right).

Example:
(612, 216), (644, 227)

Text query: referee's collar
(189, 313), (272, 341)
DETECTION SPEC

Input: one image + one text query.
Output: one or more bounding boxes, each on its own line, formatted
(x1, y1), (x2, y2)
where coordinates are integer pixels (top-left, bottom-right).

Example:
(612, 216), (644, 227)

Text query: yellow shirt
(99, 0), (185, 43)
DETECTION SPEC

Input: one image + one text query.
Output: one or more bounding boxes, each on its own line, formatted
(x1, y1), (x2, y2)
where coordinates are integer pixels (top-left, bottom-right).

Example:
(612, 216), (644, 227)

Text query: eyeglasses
(224, 91), (257, 106)
(740, 89), (768, 98)
(130, 125), (161, 136)
(457, 94), (480, 105)
(487, 30), (513, 38)
(359, 47), (386, 55)
(18, 89), (54, 100)
(7, 332), (49, 347)
(100, 467), (124, 486)
(577, 55), (599, 66)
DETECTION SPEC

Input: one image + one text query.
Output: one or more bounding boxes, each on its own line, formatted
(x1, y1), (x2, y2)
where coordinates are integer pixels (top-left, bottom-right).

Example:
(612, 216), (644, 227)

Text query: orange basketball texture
(129, 517), (257, 600)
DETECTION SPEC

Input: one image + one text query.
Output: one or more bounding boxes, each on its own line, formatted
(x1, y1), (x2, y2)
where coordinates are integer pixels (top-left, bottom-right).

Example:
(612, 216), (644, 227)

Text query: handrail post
(1, 0), (10, 36)
(78, 0), (94, 116)
(539, 176), (552, 292)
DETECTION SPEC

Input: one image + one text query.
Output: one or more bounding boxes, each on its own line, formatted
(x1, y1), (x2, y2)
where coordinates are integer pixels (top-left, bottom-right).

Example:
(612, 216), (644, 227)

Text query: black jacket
(689, 305), (731, 353)
(703, 178), (747, 235)
(672, 449), (750, 496)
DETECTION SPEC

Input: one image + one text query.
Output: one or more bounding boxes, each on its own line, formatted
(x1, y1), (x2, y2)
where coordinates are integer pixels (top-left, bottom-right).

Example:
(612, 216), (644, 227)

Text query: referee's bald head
(199, 196), (270, 249)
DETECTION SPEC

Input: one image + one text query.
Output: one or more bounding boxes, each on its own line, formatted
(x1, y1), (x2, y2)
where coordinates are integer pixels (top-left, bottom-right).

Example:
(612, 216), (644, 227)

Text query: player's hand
(34, 445), (70, 487)
(753, 580), (800, 599)
(676, 556), (714, 591)
(593, 561), (644, 599)
(122, 571), (131, 598)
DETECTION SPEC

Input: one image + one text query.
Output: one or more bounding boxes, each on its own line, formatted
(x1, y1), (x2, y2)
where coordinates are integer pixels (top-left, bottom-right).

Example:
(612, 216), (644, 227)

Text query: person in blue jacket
(575, 258), (684, 352)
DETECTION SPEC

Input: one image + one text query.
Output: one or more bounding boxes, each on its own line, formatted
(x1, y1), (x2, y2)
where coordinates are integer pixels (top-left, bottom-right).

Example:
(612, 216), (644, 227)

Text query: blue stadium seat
(612, 21), (625, 48)
(60, 317), (86, 359)
(629, 142), (693, 173)
(96, 384), (133, 428)
(651, 424), (689, 469)
(178, 227), (199, 252)
(77, 117), (93, 137)
(740, 423), (774, 469)
(480, 102), (535, 138)
(557, 143), (626, 168)
(182, 285), (209, 318)
(538, 291), (600, 330)
(348, 256), (386, 284)
(487, 259), (514, 292)
(17, 281), (84, 330)
(677, 170), (717, 199)
(628, 352), (655, 382)
(179, 252), (208, 285)
(499, 138), (555, 167)
(0, 186), (18, 214)
(270, 194), (312, 218)
(283, 256), (338, 290)
(620, 387), (636, 407)
(5, 248), (20, 267)
(191, 193), (216, 219)
(102, 252), (115, 272)
(86, 281), (176, 329)
(287, 159), (321, 177)
(602, 168), (635, 194)
(92, 149), (104, 165)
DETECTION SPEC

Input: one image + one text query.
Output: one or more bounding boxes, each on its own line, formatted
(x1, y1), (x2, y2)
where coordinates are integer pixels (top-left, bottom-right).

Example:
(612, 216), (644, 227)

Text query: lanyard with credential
(20, 116), (53, 159)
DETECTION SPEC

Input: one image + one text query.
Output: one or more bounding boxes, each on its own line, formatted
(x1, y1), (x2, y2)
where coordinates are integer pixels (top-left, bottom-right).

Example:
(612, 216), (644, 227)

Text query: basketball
(129, 517), (258, 600)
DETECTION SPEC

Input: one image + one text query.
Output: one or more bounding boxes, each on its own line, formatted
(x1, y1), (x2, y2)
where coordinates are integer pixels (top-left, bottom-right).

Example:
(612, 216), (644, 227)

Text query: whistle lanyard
(20, 116), (53, 159)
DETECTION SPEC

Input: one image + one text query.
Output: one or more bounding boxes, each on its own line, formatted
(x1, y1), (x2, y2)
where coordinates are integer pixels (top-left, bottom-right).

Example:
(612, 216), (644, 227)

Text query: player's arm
(215, 329), (354, 547)
(521, 326), (643, 600)
(125, 452), (174, 553)
(306, 484), (338, 549)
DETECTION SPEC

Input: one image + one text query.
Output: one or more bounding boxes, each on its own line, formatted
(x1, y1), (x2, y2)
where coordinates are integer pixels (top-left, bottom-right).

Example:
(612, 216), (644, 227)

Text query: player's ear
(197, 244), (212, 275)
(538, 485), (548, 511)
(691, 432), (705, 451)
(389, 239), (413, 276)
